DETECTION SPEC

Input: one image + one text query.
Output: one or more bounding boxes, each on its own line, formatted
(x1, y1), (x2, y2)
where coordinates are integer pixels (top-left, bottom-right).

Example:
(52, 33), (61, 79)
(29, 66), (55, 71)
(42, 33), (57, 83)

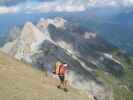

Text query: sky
(0, 0), (133, 14)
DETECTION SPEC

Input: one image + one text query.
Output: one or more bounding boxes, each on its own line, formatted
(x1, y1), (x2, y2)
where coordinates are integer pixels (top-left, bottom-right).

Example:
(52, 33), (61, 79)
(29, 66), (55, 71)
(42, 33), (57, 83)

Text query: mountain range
(1, 17), (133, 100)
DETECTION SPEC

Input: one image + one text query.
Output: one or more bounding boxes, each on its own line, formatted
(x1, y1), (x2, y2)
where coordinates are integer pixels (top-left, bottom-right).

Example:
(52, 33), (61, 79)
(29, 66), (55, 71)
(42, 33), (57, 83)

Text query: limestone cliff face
(1, 22), (45, 62)
(1, 17), (66, 62)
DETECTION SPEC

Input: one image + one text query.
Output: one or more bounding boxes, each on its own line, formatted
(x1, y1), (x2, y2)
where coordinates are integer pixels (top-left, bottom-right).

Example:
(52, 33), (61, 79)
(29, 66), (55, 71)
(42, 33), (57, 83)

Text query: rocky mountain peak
(21, 22), (45, 43)
(1, 21), (46, 62)
(37, 17), (66, 30)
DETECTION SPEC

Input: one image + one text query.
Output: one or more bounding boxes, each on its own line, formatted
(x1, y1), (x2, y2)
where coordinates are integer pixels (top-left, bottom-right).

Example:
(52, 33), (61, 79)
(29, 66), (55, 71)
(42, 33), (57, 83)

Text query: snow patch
(103, 53), (121, 64)
(37, 17), (66, 30)
(84, 32), (96, 39)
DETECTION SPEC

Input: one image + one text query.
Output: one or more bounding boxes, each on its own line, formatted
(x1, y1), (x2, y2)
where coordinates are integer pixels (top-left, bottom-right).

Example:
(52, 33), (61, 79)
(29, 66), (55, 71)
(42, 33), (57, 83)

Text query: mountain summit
(1, 21), (46, 62)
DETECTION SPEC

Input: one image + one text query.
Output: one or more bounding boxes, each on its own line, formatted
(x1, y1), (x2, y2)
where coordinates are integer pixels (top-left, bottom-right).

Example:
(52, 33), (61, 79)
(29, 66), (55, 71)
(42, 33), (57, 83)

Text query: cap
(64, 64), (68, 67)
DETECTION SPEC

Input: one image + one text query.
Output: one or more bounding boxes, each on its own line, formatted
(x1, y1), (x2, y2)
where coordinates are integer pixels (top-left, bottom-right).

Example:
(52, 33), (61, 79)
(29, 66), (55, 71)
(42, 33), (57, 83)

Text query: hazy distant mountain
(97, 9), (133, 55)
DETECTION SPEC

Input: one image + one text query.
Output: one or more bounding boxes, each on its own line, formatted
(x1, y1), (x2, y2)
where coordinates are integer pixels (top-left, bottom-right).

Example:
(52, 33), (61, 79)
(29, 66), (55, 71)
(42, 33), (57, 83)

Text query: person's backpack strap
(58, 64), (62, 75)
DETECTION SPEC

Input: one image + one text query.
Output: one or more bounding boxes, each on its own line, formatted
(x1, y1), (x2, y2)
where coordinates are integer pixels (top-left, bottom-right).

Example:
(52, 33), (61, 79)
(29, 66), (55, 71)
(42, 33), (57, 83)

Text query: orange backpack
(55, 61), (61, 75)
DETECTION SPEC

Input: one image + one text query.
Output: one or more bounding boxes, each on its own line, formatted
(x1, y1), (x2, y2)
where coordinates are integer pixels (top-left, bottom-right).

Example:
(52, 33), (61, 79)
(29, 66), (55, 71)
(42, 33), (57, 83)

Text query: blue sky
(0, 0), (133, 14)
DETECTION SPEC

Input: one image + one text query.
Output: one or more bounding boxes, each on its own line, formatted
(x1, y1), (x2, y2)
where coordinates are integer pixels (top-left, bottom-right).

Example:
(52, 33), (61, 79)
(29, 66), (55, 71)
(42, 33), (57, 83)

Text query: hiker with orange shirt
(54, 62), (69, 92)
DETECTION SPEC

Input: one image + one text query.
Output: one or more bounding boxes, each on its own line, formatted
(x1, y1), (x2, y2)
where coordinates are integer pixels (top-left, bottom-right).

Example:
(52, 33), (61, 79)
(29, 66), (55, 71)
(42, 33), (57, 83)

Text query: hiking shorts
(59, 75), (65, 82)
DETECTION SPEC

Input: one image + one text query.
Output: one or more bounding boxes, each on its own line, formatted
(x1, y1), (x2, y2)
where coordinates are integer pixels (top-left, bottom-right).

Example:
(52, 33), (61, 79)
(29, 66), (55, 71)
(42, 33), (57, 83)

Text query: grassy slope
(95, 50), (133, 100)
(0, 51), (90, 100)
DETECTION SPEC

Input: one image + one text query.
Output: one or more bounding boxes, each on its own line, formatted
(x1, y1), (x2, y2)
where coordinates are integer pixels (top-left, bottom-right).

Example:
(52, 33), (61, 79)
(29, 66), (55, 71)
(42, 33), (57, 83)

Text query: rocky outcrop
(37, 17), (66, 31)
(1, 22), (46, 62)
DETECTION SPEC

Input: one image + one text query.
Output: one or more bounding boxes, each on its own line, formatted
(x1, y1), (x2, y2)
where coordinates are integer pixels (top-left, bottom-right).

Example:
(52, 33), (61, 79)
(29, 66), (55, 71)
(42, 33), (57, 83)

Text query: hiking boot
(57, 85), (61, 89)
(64, 88), (68, 92)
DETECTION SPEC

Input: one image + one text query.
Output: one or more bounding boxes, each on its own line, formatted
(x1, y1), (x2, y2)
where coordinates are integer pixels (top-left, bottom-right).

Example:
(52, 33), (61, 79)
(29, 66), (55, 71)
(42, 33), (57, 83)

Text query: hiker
(54, 62), (69, 92)
(64, 65), (69, 90)
(53, 61), (62, 75)
(47, 64), (53, 76)
(39, 63), (48, 83)
(39, 63), (45, 82)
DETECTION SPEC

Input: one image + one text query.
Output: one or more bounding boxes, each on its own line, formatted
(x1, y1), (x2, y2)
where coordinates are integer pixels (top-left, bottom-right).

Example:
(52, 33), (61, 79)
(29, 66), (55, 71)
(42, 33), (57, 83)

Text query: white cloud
(93, 0), (133, 7)
(0, 6), (19, 14)
(122, 0), (133, 6)
(12, 1), (86, 13)
(0, 7), (9, 14)
(0, 0), (133, 14)
(32, 2), (86, 12)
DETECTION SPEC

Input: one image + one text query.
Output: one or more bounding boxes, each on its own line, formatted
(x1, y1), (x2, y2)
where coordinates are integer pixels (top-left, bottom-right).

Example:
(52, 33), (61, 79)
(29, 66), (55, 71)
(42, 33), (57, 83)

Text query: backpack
(55, 61), (61, 75)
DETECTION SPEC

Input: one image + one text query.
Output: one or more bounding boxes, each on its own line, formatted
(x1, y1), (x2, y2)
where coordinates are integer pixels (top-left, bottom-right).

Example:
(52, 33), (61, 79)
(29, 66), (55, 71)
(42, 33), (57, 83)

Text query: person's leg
(64, 80), (68, 88)
(63, 75), (68, 92)
(63, 80), (68, 92)
(57, 76), (64, 89)
(58, 76), (68, 92)
(57, 81), (63, 88)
